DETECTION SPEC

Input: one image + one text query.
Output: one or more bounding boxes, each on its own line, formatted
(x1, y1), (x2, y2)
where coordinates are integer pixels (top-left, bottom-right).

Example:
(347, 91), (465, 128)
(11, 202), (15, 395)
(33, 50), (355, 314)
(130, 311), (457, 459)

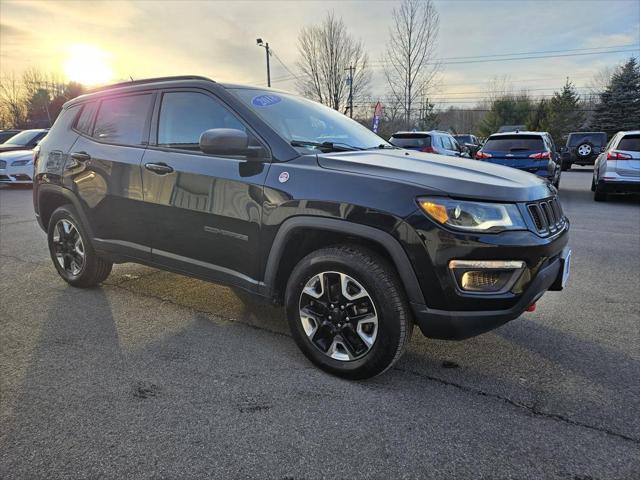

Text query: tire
(285, 245), (413, 379)
(594, 184), (608, 202)
(553, 175), (561, 189)
(561, 162), (571, 172)
(47, 205), (113, 287)
(590, 176), (596, 192)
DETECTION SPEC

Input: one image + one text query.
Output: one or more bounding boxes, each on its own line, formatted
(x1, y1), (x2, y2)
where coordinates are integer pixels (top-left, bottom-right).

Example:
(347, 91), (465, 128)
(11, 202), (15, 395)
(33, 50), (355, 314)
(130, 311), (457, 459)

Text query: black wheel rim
(298, 271), (378, 362)
(52, 219), (85, 276)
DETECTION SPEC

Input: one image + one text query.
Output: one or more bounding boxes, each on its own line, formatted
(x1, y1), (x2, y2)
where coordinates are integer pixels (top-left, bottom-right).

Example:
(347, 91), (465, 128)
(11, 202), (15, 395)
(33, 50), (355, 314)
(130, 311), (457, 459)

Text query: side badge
(278, 171), (290, 183)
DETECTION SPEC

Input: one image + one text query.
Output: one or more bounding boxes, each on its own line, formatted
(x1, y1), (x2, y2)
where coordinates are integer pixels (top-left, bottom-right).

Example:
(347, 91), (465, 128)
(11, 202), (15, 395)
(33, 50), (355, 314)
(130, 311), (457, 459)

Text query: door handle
(70, 151), (91, 162)
(145, 162), (174, 175)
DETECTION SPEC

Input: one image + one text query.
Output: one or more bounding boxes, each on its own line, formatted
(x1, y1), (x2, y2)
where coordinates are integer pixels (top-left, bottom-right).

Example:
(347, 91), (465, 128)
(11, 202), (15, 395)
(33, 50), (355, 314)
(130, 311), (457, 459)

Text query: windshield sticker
(252, 94), (282, 107)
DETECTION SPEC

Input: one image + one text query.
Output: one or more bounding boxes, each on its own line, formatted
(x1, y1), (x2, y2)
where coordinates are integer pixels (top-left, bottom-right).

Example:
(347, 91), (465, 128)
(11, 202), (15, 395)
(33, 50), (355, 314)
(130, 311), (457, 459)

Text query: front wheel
(47, 205), (113, 287)
(285, 245), (413, 379)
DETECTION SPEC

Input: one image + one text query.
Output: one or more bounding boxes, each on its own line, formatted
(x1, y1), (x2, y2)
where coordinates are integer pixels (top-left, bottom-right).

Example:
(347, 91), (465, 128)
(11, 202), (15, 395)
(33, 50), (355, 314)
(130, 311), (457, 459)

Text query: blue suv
(475, 131), (562, 188)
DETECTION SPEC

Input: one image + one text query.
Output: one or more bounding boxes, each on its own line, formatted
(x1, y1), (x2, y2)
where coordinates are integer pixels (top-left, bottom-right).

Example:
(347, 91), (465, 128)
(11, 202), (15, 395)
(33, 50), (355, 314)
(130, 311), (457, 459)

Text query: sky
(1, 0), (639, 108)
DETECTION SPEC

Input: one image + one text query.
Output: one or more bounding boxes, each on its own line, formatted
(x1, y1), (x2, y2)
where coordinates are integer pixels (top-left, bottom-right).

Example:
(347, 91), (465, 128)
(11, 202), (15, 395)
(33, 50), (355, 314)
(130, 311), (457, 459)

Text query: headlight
(418, 197), (526, 232)
(11, 159), (32, 166)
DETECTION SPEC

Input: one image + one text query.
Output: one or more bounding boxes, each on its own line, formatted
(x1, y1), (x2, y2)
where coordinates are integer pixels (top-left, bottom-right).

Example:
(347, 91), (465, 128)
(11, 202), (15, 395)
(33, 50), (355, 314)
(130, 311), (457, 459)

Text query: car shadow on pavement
(1, 287), (124, 475)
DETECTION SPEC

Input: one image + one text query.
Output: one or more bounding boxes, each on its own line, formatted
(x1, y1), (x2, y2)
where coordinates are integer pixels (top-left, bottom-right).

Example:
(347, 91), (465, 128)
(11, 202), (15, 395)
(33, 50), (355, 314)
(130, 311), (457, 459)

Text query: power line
(370, 47), (638, 66)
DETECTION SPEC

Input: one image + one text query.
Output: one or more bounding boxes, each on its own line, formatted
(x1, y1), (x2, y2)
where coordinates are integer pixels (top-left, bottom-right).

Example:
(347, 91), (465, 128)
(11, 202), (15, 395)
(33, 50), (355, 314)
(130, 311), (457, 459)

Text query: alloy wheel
(52, 219), (85, 276)
(298, 271), (378, 361)
(577, 144), (592, 156)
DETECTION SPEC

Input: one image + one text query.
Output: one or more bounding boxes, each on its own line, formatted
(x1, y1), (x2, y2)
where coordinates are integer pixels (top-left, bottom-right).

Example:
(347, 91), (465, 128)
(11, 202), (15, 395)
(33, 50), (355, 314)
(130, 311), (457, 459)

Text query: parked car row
(388, 128), (639, 200)
(0, 129), (48, 186)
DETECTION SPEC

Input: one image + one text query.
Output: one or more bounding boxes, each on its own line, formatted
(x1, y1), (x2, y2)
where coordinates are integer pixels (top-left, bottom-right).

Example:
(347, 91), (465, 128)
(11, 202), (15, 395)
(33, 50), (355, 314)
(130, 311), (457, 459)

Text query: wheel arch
(262, 217), (425, 306)
(36, 184), (93, 237)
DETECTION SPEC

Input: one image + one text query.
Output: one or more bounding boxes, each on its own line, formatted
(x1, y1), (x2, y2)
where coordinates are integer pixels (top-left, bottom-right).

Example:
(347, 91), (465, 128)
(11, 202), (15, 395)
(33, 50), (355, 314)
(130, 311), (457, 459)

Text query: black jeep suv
(33, 76), (570, 379)
(561, 132), (607, 170)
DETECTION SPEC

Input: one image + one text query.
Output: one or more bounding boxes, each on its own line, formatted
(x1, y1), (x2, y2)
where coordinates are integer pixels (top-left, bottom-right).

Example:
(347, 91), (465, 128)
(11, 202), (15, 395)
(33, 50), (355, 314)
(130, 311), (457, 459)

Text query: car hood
(0, 144), (30, 153)
(317, 150), (554, 202)
(0, 149), (33, 161)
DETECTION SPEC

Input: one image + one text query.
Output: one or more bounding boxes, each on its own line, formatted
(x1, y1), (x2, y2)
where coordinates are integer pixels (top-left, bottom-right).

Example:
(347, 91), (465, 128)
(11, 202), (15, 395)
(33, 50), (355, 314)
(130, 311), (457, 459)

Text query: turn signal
(419, 201), (449, 224)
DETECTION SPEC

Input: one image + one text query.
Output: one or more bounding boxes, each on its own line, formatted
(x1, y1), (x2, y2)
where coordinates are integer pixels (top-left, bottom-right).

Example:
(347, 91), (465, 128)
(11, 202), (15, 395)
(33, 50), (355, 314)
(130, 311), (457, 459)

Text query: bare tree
(383, 0), (439, 129)
(296, 12), (370, 112)
(0, 72), (27, 128)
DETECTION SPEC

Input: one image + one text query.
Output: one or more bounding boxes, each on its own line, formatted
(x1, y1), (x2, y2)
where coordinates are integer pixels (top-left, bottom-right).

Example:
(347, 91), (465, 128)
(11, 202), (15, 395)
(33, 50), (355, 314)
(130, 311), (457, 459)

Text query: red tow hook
(526, 303), (537, 312)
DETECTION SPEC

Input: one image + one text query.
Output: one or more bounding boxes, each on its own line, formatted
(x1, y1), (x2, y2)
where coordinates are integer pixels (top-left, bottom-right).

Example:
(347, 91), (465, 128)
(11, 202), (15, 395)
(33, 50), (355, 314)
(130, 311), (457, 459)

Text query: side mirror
(199, 128), (264, 159)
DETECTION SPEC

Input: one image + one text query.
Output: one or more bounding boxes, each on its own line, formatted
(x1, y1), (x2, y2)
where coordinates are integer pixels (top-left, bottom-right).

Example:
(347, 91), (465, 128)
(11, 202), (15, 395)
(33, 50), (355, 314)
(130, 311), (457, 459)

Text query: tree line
(1, 0), (638, 144)
(0, 69), (85, 129)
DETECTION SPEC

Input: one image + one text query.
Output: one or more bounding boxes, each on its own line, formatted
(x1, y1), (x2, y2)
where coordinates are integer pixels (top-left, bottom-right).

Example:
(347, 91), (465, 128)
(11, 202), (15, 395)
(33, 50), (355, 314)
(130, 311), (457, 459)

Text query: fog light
(449, 260), (525, 294)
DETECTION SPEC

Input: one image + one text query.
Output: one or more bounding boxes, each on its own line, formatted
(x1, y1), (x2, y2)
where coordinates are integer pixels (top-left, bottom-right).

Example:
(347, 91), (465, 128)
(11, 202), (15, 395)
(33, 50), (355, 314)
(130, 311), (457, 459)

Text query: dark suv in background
(561, 132), (607, 170)
(33, 76), (570, 379)
(389, 131), (466, 157)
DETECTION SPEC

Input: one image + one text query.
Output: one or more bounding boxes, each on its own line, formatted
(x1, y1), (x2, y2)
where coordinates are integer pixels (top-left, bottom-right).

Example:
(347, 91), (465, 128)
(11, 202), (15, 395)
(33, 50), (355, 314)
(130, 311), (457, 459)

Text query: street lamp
(256, 38), (271, 88)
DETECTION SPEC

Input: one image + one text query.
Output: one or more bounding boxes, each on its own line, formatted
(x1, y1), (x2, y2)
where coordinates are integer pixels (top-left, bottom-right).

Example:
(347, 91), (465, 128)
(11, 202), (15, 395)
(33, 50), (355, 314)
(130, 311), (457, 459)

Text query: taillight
(475, 151), (492, 159)
(529, 151), (551, 159)
(607, 151), (632, 160)
(421, 146), (435, 153)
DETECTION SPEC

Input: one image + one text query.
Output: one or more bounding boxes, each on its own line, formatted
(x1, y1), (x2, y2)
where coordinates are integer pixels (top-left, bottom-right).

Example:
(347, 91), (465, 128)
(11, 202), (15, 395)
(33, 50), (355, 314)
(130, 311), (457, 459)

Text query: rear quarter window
(483, 135), (545, 151)
(75, 102), (98, 135)
(617, 135), (640, 152)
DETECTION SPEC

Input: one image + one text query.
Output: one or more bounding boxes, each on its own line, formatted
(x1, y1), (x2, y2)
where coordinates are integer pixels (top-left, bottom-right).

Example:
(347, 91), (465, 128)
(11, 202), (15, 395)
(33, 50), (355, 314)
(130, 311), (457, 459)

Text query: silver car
(592, 130), (640, 201)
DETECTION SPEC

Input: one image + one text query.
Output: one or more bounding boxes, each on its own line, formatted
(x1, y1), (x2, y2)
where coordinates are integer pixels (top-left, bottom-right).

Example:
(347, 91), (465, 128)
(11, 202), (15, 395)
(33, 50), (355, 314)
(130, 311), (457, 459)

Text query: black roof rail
(87, 75), (215, 93)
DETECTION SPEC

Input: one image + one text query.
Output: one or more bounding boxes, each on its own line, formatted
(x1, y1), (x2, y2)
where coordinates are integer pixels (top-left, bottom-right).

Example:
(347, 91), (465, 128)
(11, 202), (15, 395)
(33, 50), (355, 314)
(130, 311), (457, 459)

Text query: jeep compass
(33, 76), (571, 379)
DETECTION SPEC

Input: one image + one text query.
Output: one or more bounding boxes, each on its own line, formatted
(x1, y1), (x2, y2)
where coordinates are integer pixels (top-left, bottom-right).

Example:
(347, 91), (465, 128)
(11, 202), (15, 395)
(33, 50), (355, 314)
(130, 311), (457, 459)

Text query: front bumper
(411, 249), (567, 339)
(0, 167), (33, 184)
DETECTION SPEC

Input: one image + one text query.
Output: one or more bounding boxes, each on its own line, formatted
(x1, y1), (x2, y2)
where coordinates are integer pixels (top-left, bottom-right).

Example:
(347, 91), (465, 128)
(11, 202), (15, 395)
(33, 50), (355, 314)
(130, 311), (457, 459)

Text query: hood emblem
(278, 171), (290, 183)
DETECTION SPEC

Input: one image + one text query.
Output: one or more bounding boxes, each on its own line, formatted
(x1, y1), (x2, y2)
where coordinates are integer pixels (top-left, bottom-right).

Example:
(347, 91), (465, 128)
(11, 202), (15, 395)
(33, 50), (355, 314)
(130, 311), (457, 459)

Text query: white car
(592, 130), (640, 201)
(0, 149), (35, 185)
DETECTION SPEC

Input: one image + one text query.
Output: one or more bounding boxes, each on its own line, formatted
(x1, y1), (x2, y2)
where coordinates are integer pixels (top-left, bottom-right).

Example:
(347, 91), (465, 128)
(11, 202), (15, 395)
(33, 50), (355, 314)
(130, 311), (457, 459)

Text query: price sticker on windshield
(252, 94), (282, 107)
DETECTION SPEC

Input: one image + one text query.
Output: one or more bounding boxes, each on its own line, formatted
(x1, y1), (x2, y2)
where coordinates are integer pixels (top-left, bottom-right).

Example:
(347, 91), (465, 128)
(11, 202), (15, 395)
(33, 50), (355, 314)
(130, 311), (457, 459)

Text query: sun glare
(63, 45), (113, 86)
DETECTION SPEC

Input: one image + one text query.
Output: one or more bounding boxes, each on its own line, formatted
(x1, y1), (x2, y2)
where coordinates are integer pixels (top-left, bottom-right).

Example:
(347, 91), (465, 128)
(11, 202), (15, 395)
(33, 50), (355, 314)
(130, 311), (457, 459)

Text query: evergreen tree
(477, 94), (533, 137)
(591, 57), (640, 137)
(527, 98), (550, 131)
(543, 80), (584, 143)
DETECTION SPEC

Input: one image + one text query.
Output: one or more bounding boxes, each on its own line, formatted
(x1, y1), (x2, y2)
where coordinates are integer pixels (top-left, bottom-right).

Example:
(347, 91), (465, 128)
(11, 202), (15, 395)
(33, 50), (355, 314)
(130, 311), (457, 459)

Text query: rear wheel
(561, 161), (572, 171)
(47, 205), (112, 287)
(285, 245), (413, 379)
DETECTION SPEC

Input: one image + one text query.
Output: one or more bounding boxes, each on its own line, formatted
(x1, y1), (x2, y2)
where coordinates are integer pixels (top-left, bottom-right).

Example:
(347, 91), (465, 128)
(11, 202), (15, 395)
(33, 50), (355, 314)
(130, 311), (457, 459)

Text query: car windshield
(389, 134), (431, 148)
(568, 133), (606, 147)
(618, 134), (640, 152)
(230, 88), (389, 151)
(5, 130), (41, 146)
(483, 135), (545, 151)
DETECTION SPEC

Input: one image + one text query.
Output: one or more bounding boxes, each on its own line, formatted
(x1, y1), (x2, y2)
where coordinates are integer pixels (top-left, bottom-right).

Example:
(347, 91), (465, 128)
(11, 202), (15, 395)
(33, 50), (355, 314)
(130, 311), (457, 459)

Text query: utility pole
(256, 38), (271, 87)
(345, 65), (354, 118)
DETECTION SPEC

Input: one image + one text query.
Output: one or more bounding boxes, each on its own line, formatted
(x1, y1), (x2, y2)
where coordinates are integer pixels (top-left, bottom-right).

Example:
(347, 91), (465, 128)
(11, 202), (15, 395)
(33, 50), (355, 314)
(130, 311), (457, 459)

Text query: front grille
(526, 197), (565, 235)
(0, 160), (6, 169)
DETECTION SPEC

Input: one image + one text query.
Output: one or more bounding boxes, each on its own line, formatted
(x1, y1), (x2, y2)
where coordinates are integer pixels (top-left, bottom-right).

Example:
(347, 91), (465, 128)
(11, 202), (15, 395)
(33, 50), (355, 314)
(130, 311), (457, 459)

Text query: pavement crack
(394, 366), (640, 445)
(0, 253), (45, 266)
(107, 281), (291, 339)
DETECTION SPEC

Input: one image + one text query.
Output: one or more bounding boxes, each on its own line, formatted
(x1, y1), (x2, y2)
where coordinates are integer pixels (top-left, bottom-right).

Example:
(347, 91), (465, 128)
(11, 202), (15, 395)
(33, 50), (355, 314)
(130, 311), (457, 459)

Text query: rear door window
(93, 94), (153, 145)
(389, 134), (431, 148)
(483, 135), (545, 151)
(617, 134), (640, 152)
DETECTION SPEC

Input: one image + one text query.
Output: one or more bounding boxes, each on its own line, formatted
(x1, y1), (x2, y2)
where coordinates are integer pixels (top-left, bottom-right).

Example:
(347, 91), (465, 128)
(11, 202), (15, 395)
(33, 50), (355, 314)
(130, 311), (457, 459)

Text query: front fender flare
(262, 216), (425, 305)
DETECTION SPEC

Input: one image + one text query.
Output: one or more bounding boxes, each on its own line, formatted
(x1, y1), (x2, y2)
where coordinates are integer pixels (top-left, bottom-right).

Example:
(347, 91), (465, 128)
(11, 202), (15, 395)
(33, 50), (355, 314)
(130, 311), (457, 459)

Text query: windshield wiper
(290, 140), (363, 152)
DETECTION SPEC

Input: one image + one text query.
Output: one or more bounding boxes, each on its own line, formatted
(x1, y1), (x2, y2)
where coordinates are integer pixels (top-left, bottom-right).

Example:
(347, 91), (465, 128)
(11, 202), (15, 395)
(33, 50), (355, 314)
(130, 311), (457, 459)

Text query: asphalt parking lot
(1, 168), (638, 479)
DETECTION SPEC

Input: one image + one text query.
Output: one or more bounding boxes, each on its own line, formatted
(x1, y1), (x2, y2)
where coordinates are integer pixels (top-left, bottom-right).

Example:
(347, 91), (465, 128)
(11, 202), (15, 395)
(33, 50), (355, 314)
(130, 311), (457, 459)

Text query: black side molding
(261, 216), (426, 305)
